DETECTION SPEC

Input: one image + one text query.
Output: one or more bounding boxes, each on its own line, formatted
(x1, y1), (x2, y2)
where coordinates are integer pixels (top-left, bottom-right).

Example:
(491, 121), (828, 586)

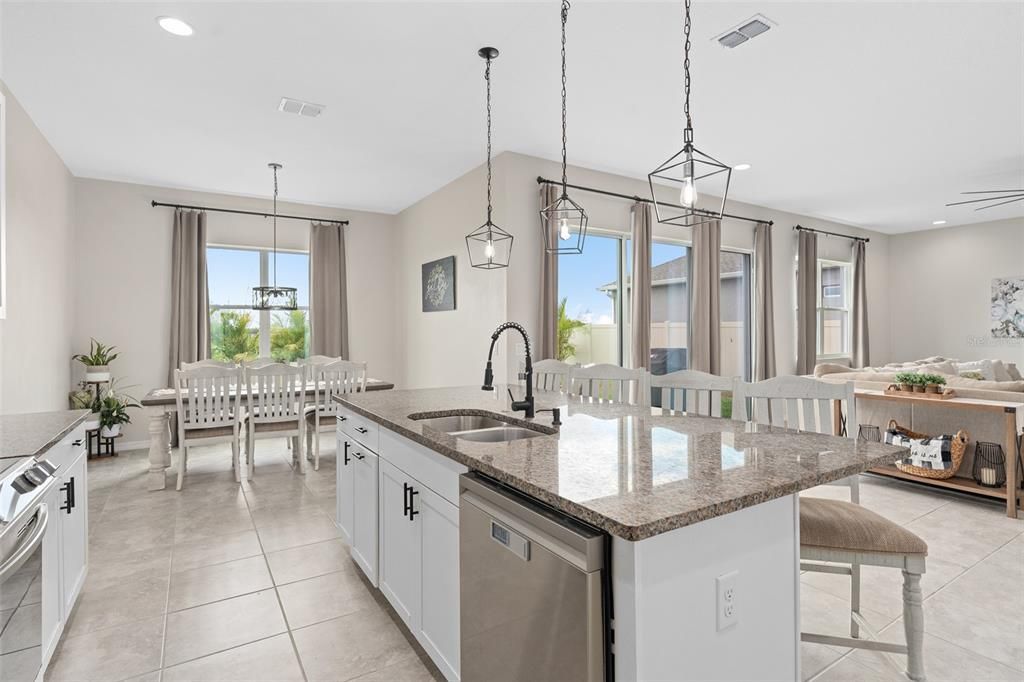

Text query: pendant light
(540, 0), (588, 255)
(252, 162), (298, 310)
(466, 47), (513, 270)
(648, 0), (732, 227)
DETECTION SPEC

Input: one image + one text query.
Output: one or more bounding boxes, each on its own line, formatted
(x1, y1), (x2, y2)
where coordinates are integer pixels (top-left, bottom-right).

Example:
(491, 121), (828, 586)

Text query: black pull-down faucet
(481, 322), (534, 419)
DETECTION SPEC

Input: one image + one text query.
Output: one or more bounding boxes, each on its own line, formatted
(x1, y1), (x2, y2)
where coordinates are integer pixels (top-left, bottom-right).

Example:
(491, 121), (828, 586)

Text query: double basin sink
(409, 412), (555, 443)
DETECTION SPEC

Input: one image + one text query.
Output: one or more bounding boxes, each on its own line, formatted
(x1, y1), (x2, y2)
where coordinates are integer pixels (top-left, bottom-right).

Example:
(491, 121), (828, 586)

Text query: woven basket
(887, 419), (968, 479)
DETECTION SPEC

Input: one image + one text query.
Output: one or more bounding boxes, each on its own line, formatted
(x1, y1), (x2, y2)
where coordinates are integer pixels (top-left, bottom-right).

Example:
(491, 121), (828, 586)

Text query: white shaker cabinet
(335, 432), (355, 545)
(378, 458), (422, 629)
(350, 444), (379, 586)
(58, 448), (89, 616)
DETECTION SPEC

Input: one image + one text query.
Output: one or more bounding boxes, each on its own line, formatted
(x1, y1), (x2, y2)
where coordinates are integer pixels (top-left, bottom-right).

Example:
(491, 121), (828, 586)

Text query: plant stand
(87, 427), (120, 459)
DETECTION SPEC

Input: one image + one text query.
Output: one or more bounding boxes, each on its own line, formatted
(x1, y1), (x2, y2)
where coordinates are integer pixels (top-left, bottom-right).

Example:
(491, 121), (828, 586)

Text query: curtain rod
(535, 176), (773, 226)
(793, 224), (869, 243)
(150, 200), (349, 226)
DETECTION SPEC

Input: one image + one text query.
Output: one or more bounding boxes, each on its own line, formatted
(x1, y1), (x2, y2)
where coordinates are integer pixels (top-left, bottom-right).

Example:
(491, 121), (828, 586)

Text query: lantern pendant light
(648, 0), (732, 227)
(466, 47), (513, 270)
(540, 0), (588, 255)
(252, 162), (298, 310)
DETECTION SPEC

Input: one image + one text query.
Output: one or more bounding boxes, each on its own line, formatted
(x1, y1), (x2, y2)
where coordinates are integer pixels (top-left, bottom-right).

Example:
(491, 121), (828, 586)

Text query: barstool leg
(850, 562), (861, 638)
(902, 570), (926, 681)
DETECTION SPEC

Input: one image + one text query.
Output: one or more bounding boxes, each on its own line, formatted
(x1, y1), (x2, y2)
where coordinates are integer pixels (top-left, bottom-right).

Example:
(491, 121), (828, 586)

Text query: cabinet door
(350, 447), (379, 586)
(60, 450), (89, 617)
(41, 483), (64, 666)
(378, 459), (421, 631)
(335, 433), (354, 545)
(418, 485), (461, 681)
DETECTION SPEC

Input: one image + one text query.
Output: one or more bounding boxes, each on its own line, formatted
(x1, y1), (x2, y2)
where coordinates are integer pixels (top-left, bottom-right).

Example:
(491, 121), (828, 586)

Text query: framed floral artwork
(422, 256), (456, 312)
(991, 277), (1024, 338)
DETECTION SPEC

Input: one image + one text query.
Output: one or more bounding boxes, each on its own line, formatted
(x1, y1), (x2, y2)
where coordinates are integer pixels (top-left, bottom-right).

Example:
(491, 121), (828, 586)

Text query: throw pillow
(944, 375), (1024, 392)
(913, 361), (958, 375)
(959, 371), (985, 381)
(1007, 363), (1023, 381)
(990, 359), (1014, 382)
(954, 359), (996, 381)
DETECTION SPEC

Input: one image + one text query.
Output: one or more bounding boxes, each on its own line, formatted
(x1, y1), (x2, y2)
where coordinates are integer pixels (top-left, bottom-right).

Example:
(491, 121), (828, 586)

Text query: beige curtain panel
(309, 222), (350, 359)
(753, 222), (777, 380)
(851, 239), (870, 369)
(690, 219), (721, 374)
(538, 182), (560, 360)
(796, 229), (818, 375)
(168, 209), (210, 386)
(630, 202), (653, 370)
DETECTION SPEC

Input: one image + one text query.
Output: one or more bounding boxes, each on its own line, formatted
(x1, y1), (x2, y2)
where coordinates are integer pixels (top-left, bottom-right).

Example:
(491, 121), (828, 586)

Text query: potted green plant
(98, 389), (140, 438)
(73, 338), (119, 383)
(894, 372), (918, 392)
(920, 373), (947, 394)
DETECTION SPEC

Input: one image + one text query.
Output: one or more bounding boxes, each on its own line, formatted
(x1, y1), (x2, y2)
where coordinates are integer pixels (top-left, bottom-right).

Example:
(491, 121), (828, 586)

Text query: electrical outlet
(716, 570), (739, 631)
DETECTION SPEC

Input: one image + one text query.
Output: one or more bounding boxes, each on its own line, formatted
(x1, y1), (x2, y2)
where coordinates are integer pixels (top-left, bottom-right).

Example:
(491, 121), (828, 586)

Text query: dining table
(140, 378), (395, 491)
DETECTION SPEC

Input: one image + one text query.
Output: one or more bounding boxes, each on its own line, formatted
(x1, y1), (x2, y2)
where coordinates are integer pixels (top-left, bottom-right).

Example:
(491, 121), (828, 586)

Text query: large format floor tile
(265, 538), (350, 585)
(276, 565), (376, 629)
(168, 554), (273, 611)
(46, 616), (164, 681)
(162, 633), (305, 682)
(170, 529), (263, 573)
(63, 574), (169, 638)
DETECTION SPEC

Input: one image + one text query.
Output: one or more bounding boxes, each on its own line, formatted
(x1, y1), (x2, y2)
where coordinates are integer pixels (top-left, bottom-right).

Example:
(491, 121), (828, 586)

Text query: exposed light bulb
(558, 217), (571, 240)
(680, 177), (697, 207)
(484, 240), (495, 259)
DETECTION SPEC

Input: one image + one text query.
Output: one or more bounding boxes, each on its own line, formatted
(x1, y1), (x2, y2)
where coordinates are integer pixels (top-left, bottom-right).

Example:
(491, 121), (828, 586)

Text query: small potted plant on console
(920, 373), (947, 394)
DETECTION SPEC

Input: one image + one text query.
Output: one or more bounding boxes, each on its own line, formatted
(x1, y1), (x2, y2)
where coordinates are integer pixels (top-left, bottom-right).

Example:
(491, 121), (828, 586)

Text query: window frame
(207, 243), (310, 360)
(815, 258), (853, 360)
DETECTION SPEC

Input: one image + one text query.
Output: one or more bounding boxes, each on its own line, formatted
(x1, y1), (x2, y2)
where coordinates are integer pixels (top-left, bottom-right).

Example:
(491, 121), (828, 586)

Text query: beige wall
(72, 178), (399, 444)
(887, 217), (1024, 367)
(0, 82), (76, 415)
(393, 163), (508, 389)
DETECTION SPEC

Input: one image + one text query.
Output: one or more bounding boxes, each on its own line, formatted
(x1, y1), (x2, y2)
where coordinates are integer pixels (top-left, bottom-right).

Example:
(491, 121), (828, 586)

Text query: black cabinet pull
(408, 486), (419, 520)
(352, 451), (365, 461)
(71, 439), (84, 447)
(59, 478), (75, 514)
(402, 482), (411, 518)
(337, 415), (348, 422)
(355, 426), (369, 434)
(343, 440), (350, 466)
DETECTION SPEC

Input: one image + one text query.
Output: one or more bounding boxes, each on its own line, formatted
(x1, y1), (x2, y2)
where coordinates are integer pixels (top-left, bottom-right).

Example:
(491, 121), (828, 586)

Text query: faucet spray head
(482, 362), (494, 391)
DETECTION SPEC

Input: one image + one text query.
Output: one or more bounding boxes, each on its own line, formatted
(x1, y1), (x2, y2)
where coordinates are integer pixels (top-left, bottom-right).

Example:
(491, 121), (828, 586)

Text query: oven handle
(0, 503), (49, 582)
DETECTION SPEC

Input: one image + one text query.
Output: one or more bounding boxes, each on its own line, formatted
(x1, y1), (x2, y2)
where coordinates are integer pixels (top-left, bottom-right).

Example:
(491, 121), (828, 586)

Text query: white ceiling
(3, 1), (1022, 233)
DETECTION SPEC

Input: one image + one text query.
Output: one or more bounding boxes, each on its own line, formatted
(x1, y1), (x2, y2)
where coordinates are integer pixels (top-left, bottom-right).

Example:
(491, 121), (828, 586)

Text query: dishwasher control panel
(490, 520), (530, 561)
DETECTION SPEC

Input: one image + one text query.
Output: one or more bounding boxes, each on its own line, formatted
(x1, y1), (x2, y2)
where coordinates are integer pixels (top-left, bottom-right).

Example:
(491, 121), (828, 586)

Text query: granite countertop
(338, 386), (908, 541)
(0, 410), (91, 461)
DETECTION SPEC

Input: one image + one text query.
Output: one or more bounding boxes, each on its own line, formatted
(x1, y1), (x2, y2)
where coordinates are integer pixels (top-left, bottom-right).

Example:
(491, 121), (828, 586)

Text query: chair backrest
(310, 360), (368, 416)
(243, 362), (306, 423)
(299, 355), (342, 380)
(174, 367), (242, 436)
(650, 370), (738, 417)
(733, 376), (856, 438)
(570, 364), (649, 406)
(533, 359), (575, 393)
(243, 357), (279, 370)
(181, 359), (237, 370)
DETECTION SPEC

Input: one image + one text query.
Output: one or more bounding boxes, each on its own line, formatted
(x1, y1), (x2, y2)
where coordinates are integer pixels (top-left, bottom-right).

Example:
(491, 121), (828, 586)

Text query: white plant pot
(85, 366), (110, 383)
(85, 415), (100, 431)
(100, 424), (121, 438)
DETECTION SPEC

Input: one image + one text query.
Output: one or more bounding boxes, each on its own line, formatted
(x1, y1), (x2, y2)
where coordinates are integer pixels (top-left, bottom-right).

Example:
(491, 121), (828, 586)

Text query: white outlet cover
(716, 570), (739, 631)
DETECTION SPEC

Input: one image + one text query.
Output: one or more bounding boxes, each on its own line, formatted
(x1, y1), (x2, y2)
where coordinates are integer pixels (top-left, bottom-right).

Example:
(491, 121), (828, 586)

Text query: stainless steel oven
(0, 458), (57, 682)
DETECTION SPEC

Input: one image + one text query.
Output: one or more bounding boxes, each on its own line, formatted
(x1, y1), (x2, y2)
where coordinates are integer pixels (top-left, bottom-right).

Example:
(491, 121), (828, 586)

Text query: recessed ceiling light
(157, 16), (194, 37)
(932, 220), (947, 225)
(733, 163), (751, 171)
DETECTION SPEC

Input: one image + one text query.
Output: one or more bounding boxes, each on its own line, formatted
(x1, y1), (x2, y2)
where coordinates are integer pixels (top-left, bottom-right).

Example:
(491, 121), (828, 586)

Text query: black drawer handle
(337, 416), (348, 422)
(352, 451), (365, 461)
(343, 440), (350, 466)
(59, 477), (75, 514)
(355, 426), (369, 434)
(71, 439), (84, 447)
(403, 483), (419, 521)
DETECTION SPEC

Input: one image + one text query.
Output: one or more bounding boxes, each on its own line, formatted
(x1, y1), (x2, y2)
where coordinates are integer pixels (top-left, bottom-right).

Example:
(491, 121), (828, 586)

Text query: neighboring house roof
(599, 253), (745, 292)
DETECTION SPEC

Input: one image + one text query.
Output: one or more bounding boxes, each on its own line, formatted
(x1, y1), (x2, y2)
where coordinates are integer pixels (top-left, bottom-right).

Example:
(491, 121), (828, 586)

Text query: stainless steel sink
(452, 426), (546, 443)
(409, 411), (553, 443)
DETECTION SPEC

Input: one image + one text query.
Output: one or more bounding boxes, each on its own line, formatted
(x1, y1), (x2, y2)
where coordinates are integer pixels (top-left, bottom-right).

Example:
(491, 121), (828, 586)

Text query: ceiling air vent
(278, 97), (325, 118)
(715, 14), (775, 49)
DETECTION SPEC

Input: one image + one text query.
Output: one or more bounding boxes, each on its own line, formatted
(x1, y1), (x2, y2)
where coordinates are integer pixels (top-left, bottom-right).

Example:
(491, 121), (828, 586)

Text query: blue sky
(557, 236), (686, 324)
(208, 247), (309, 308)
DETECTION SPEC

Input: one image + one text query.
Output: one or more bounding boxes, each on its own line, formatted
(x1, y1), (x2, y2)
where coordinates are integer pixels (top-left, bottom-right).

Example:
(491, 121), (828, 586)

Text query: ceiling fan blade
(946, 194), (1024, 207)
(975, 195), (1024, 211)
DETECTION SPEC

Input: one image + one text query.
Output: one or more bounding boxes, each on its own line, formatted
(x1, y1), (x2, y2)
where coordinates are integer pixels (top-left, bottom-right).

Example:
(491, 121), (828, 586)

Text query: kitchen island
(334, 386), (907, 681)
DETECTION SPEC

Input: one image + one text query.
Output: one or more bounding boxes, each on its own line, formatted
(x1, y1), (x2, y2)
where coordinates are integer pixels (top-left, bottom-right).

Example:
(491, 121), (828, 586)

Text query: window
(556, 230), (751, 386)
(207, 246), (310, 362)
(818, 260), (851, 357)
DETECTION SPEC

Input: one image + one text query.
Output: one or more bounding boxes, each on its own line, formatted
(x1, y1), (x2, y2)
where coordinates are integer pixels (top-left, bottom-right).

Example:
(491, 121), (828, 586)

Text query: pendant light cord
(485, 55), (493, 226)
(683, 0), (692, 134)
(560, 0), (570, 197)
(272, 164), (279, 289)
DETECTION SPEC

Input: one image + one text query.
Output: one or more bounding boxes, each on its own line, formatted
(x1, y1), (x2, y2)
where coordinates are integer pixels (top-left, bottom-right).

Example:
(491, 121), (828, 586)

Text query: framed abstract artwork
(422, 255), (456, 312)
(991, 277), (1024, 338)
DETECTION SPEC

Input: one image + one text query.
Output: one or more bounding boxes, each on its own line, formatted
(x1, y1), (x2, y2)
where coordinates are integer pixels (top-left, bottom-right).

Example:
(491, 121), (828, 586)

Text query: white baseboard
(117, 440), (149, 452)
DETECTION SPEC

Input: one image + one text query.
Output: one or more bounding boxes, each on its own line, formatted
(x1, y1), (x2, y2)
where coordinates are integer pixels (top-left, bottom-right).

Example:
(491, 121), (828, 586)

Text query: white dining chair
(243, 357), (280, 370)
(181, 359), (237, 370)
(243, 362), (306, 477)
(533, 359), (575, 393)
(649, 369), (738, 417)
(305, 360), (367, 471)
(173, 366), (244, 490)
(570, 364), (649, 406)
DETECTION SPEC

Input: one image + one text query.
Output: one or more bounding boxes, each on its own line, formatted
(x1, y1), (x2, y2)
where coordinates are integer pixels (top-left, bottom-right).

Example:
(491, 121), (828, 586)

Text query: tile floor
(46, 440), (1023, 681)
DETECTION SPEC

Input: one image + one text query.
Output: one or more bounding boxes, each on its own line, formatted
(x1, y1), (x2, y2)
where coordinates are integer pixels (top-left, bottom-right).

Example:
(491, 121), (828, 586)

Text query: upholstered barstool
(800, 497), (928, 681)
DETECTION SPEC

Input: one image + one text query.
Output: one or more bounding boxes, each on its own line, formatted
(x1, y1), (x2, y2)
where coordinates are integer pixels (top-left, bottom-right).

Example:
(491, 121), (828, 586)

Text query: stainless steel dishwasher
(459, 473), (607, 682)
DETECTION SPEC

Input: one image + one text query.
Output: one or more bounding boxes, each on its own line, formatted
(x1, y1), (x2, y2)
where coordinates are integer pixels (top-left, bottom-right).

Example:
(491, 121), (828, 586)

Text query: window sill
(817, 355), (852, 364)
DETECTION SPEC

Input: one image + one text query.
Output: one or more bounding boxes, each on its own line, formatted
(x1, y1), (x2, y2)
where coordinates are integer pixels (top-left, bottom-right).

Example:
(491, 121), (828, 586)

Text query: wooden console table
(854, 389), (1023, 518)
(140, 378), (395, 491)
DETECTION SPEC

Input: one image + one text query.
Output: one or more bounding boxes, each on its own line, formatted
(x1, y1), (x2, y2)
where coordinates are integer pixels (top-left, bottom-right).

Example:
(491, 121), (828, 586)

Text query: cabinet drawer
(379, 428), (467, 507)
(43, 424), (87, 473)
(337, 407), (379, 453)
